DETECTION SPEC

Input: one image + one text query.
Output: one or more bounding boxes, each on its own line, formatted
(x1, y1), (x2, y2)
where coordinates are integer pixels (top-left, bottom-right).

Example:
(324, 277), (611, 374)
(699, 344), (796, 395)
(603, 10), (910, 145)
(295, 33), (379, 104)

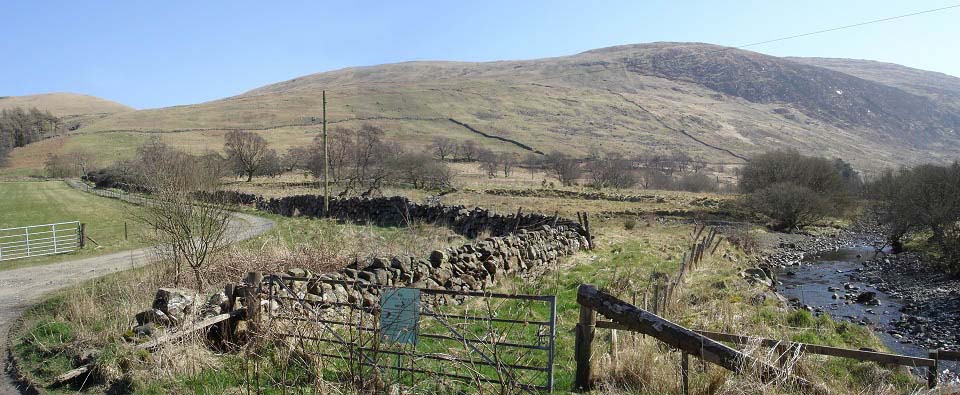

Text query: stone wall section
(251, 194), (590, 301)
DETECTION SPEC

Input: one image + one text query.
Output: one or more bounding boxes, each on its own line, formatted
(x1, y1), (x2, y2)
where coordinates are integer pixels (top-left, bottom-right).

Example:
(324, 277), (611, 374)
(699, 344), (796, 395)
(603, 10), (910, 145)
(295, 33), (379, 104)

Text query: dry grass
(9, 186), (930, 394)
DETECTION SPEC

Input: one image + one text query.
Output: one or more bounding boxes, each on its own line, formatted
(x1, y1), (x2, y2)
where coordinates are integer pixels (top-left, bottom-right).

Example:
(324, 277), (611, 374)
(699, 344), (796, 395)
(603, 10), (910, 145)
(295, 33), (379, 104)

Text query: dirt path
(0, 211), (274, 394)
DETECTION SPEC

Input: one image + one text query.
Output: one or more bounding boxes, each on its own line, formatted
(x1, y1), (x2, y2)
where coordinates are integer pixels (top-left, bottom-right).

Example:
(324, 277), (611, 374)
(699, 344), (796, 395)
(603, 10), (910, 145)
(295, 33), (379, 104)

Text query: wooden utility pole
(322, 90), (329, 215)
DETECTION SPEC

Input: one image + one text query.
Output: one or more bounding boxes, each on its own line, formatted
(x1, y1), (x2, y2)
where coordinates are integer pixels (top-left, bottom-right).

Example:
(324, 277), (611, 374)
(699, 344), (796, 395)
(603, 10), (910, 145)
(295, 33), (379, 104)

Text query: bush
(747, 182), (833, 231)
(624, 218), (637, 230)
(870, 163), (960, 271)
(740, 150), (845, 195)
(391, 153), (455, 190)
(740, 151), (851, 231)
(676, 173), (717, 192)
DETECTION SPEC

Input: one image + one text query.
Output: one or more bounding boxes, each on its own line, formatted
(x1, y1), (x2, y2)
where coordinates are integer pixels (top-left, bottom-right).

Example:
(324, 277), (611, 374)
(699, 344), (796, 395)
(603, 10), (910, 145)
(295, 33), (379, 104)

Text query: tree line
(0, 106), (63, 165)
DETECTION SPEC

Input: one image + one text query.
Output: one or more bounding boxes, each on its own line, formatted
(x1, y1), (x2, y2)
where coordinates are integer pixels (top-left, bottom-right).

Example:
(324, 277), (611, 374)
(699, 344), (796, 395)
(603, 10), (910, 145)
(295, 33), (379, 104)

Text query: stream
(775, 246), (959, 380)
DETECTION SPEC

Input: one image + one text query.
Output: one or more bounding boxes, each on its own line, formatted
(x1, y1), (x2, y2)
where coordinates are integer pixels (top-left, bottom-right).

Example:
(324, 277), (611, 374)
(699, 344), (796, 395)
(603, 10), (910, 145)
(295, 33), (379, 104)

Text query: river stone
(855, 291), (879, 305)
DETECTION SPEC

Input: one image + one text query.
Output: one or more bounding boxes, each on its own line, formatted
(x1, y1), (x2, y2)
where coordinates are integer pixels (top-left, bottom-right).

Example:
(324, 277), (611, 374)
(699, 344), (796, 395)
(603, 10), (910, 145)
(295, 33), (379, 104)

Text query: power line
(296, 3), (960, 92)
(524, 3), (960, 84)
(738, 3), (960, 50)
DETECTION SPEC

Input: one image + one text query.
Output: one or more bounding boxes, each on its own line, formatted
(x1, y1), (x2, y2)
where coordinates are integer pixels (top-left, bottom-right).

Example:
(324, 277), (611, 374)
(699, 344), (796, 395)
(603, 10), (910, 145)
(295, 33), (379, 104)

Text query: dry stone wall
(255, 194), (585, 238)
(251, 194), (590, 300)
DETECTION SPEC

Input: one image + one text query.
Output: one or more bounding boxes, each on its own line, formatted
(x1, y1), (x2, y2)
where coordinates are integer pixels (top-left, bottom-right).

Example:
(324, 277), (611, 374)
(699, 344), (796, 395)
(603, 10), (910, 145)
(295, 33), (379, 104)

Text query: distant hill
(8, 43), (960, 176)
(0, 93), (133, 117)
(788, 57), (960, 111)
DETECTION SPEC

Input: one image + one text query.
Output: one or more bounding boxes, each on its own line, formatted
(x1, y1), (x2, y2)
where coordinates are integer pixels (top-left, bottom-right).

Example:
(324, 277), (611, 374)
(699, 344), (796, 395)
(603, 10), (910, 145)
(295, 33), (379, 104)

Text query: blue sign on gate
(379, 287), (420, 344)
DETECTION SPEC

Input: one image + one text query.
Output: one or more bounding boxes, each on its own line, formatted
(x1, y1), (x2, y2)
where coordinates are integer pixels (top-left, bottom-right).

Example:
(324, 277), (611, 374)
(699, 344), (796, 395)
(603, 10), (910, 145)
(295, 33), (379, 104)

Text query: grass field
(0, 181), (150, 271)
(8, 185), (923, 394)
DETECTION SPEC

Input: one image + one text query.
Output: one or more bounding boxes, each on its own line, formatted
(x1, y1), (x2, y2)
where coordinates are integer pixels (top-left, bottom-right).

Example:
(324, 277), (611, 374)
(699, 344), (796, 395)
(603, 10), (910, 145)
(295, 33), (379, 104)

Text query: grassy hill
(5, 42), (960, 177)
(0, 92), (133, 117)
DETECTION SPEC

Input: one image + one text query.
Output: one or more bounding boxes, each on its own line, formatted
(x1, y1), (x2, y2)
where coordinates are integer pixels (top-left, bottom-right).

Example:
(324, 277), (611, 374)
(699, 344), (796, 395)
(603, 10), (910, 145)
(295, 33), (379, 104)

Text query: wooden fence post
(243, 272), (263, 335)
(681, 352), (690, 395)
(79, 223), (86, 249)
(610, 329), (619, 367)
(221, 284), (236, 345)
(928, 349), (938, 389)
(584, 213), (593, 249)
(574, 303), (597, 391)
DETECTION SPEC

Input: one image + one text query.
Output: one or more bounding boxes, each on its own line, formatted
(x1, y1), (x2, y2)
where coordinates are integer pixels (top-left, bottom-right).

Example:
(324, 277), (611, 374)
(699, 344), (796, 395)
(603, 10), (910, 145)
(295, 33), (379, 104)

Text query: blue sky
(2, 1), (958, 109)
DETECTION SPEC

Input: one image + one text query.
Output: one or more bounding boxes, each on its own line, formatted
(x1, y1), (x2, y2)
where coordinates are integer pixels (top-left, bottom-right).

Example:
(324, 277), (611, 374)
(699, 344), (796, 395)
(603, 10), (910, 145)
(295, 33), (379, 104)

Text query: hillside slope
(789, 57), (960, 111)
(0, 93), (133, 117)
(10, 43), (960, 175)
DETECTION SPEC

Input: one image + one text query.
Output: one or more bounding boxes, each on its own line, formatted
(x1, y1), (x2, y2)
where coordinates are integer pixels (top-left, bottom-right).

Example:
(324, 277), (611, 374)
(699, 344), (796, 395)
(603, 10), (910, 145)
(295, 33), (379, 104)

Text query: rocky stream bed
(755, 221), (960, 382)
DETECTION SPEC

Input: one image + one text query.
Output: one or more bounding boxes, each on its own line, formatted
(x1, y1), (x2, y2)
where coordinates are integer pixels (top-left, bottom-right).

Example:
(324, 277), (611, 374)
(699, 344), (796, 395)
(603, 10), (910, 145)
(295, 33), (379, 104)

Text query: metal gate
(262, 275), (557, 394)
(0, 221), (81, 261)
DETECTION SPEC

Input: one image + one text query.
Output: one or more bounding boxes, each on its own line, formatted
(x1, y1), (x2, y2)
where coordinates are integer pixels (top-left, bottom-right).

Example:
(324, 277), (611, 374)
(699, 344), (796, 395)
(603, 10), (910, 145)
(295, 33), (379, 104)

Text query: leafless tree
(391, 152), (455, 189)
(585, 152), (637, 189)
(690, 156), (707, 173)
(500, 153), (518, 177)
(459, 140), (479, 162)
(431, 137), (457, 161)
(224, 130), (273, 181)
(478, 148), (499, 177)
(134, 142), (232, 292)
(44, 150), (94, 178)
(545, 151), (581, 186)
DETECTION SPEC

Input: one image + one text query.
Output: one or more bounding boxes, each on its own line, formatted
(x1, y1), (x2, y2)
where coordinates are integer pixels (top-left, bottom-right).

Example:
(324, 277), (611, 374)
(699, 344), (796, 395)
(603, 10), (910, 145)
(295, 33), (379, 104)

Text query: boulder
(135, 309), (172, 327)
(741, 268), (773, 287)
(152, 288), (198, 325)
(855, 291), (879, 305)
(429, 250), (448, 267)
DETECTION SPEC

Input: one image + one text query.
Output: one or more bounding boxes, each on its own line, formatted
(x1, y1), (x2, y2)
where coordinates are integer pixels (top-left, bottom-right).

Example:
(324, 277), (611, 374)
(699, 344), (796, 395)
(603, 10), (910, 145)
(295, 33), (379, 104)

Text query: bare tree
(44, 150), (94, 178)
(690, 156), (707, 173)
(500, 153), (518, 177)
(478, 149), (499, 177)
(224, 130), (273, 182)
(134, 143), (232, 291)
(459, 140), (479, 162)
(391, 152), (455, 189)
(431, 137), (457, 161)
(585, 152), (637, 189)
(545, 151), (581, 186)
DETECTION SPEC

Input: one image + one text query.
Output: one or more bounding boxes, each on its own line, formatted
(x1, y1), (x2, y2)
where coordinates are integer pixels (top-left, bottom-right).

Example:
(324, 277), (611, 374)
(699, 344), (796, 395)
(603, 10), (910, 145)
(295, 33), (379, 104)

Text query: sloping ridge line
(608, 90), (749, 161)
(447, 118), (545, 155)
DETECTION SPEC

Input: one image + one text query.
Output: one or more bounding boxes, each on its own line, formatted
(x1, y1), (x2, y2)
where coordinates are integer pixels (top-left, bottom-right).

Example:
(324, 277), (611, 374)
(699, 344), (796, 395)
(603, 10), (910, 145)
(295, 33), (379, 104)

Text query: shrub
(747, 182), (834, 231)
(869, 162), (960, 271)
(391, 153), (455, 190)
(740, 150), (845, 195)
(740, 151), (851, 231)
(624, 217), (637, 230)
(676, 173), (717, 192)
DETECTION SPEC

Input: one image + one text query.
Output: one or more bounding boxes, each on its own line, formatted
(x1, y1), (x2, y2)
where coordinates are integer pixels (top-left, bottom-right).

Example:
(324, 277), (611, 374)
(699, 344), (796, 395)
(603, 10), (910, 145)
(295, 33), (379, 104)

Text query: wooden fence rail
(575, 284), (824, 394)
(577, 284), (946, 393)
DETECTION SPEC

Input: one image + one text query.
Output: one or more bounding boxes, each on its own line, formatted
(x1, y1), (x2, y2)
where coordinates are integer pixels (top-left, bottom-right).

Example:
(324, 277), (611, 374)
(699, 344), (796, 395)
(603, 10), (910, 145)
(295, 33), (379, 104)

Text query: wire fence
(0, 221), (81, 262)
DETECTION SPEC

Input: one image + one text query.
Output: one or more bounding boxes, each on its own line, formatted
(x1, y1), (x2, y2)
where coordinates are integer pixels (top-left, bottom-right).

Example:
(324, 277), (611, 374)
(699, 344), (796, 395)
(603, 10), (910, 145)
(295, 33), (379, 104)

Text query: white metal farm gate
(0, 221), (81, 261)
